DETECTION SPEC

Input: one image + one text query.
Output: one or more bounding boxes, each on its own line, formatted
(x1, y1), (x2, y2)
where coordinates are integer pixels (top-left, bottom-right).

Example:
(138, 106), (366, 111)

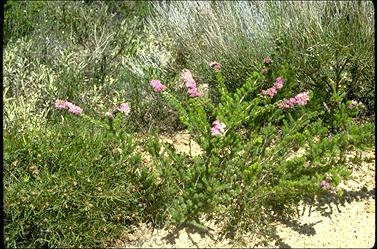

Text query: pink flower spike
(261, 89), (267, 96)
(55, 100), (82, 115)
(181, 69), (197, 90)
(55, 99), (69, 109)
(263, 56), (271, 64)
(287, 98), (296, 107)
(67, 103), (83, 115)
(274, 77), (284, 90)
(268, 87), (277, 97)
(185, 79), (197, 89)
(211, 120), (226, 136)
(180, 69), (194, 82)
(277, 92), (310, 109)
(295, 91), (310, 106)
(150, 79), (167, 93)
(275, 76), (284, 83)
(180, 69), (204, 97)
(320, 180), (330, 190)
(209, 61), (222, 70)
(117, 103), (131, 116)
(277, 100), (288, 109)
(188, 87), (203, 97)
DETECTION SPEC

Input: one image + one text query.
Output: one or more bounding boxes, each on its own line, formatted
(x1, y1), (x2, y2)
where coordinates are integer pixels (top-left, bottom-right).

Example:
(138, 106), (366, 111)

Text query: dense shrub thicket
(4, 1), (374, 134)
(4, 1), (375, 248)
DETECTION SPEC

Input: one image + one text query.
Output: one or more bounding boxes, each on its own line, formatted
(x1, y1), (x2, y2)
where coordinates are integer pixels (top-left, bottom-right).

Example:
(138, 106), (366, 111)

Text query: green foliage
(4, 0), (47, 44)
(3, 1), (375, 247)
(270, 2), (375, 116)
(3, 110), (169, 248)
(5, 1), (373, 134)
(148, 63), (374, 242)
(3, 1), (175, 134)
(146, 1), (374, 116)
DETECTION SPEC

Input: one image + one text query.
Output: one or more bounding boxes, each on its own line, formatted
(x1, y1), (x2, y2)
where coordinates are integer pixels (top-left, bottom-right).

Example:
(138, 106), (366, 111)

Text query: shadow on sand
(157, 186), (374, 248)
(268, 186), (375, 248)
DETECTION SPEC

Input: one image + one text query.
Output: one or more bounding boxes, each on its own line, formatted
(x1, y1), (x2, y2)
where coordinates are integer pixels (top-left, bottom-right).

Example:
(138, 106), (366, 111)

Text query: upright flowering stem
(211, 120), (226, 136)
(261, 76), (284, 98)
(213, 70), (229, 105)
(150, 79), (167, 93)
(54, 100), (83, 115)
(277, 91), (310, 109)
(208, 61), (226, 95)
(180, 69), (203, 97)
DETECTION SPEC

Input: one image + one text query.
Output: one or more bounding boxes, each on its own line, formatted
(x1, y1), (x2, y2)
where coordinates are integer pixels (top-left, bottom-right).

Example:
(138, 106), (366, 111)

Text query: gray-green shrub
(145, 1), (374, 115)
(4, 1), (176, 134)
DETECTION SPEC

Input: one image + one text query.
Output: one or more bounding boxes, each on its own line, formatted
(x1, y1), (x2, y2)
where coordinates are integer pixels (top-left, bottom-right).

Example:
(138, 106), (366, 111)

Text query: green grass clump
(3, 118), (167, 247)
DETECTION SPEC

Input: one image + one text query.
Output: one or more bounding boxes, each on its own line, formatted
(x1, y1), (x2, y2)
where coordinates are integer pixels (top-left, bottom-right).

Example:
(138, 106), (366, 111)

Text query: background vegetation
(4, 1), (375, 247)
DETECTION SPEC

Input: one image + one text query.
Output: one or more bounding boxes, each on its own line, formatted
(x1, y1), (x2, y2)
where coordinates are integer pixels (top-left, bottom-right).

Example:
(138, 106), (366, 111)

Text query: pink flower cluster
(150, 79), (167, 93)
(107, 102), (131, 118)
(277, 91), (310, 109)
(319, 180), (329, 189)
(261, 76), (284, 98)
(211, 120), (226, 136)
(117, 103), (131, 115)
(208, 61), (222, 71)
(348, 100), (358, 109)
(263, 56), (271, 64)
(180, 69), (203, 97)
(54, 100), (83, 115)
(319, 180), (337, 193)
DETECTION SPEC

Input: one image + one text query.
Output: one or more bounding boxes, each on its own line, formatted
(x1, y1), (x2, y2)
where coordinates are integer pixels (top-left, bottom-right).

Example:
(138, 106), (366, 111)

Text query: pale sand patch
(159, 131), (203, 157)
(271, 199), (375, 248)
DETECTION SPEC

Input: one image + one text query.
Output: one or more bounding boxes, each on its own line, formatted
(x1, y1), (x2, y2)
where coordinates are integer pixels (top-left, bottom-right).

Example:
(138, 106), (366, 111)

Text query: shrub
(268, 1), (375, 117)
(145, 1), (375, 117)
(4, 2), (375, 247)
(3, 106), (166, 248)
(4, 1), (172, 134)
(146, 61), (374, 243)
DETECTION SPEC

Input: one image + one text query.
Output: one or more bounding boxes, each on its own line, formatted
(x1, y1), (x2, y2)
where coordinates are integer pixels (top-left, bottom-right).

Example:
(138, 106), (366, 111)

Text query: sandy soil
(111, 133), (375, 248)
